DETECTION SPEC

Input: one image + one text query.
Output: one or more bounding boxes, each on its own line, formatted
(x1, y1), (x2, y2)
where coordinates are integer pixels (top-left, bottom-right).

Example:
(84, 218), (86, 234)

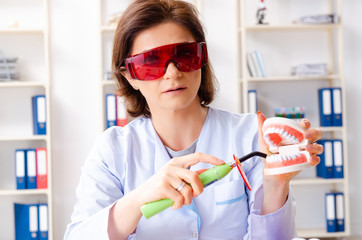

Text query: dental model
(263, 117), (312, 175)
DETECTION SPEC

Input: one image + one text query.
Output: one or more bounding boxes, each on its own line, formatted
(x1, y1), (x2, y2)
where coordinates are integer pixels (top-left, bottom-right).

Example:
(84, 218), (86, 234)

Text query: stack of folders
(248, 90), (257, 114)
(325, 192), (345, 233)
(293, 13), (338, 24)
(246, 51), (266, 78)
(106, 94), (128, 128)
(14, 203), (48, 240)
(32, 95), (47, 135)
(0, 56), (19, 81)
(316, 139), (343, 179)
(318, 88), (342, 127)
(15, 148), (48, 190)
(291, 63), (328, 76)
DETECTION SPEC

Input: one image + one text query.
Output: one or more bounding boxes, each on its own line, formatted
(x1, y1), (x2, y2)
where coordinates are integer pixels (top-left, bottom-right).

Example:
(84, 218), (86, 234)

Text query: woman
(64, 0), (323, 239)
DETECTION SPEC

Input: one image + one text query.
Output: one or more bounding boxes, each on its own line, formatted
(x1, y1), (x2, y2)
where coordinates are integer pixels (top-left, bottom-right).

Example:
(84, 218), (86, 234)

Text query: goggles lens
(124, 42), (207, 81)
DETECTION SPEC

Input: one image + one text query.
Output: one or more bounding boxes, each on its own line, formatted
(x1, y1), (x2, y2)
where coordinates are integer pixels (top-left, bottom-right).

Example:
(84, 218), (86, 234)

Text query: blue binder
(38, 203), (49, 240)
(15, 149), (27, 189)
(26, 149), (37, 189)
(335, 192), (345, 232)
(318, 88), (332, 126)
(106, 94), (117, 128)
(325, 193), (337, 232)
(248, 90), (257, 113)
(331, 87), (343, 126)
(333, 139), (344, 178)
(316, 140), (333, 178)
(14, 203), (38, 240)
(32, 95), (47, 135)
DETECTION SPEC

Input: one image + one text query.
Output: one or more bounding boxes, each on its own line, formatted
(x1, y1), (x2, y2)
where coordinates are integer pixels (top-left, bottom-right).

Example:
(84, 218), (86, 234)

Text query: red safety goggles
(123, 42), (207, 81)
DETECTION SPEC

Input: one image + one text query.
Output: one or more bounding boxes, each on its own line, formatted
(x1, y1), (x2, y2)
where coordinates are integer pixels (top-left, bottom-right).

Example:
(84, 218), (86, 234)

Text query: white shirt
(64, 107), (296, 240)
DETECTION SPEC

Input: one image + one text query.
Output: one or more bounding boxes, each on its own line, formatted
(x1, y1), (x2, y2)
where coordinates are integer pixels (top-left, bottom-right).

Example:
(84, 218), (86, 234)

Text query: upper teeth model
(262, 117), (312, 175)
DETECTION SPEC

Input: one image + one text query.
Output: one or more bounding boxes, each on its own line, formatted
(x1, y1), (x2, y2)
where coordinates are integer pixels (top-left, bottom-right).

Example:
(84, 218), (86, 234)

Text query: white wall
(50, 0), (362, 239)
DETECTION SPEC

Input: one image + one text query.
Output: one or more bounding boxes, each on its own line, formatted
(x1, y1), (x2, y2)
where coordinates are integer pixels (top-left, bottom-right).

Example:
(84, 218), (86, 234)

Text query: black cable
(238, 151), (267, 163)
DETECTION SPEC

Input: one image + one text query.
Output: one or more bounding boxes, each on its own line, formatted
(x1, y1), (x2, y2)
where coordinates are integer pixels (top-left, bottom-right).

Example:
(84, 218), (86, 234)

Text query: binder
(331, 87), (343, 126)
(36, 148), (48, 189)
(116, 96), (127, 127)
(106, 94), (117, 128)
(248, 90), (257, 113)
(246, 53), (258, 77)
(335, 192), (345, 232)
(32, 95), (47, 135)
(38, 204), (49, 240)
(325, 193), (337, 232)
(316, 140), (333, 178)
(318, 88), (332, 126)
(26, 149), (37, 189)
(254, 50), (266, 77)
(15, 149), (27, 189)
(333, 140), (344, 178)
(14, 203), (38, 240)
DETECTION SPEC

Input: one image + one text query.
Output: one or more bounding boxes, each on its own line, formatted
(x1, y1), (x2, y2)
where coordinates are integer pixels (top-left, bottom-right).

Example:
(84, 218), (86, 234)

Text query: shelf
(318, 126), (345, 132)
(102, 80), (117, 86)
(0, 81), (47, 88)
(297, 228), (349, 238)
(0, 189), (48, 196)
(291, 178), (345, 186)
(244, 24), (341, 32)
(245, 74), (340, 82)
(101, 25), (116, 33)
(0, 28), (44, 34)
(0, 135), (48, 142)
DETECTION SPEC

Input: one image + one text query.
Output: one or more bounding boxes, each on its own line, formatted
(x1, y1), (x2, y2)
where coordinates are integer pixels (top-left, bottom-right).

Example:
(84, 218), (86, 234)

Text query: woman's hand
(256, 112), (324, 214)
(135, 152), (224, 210)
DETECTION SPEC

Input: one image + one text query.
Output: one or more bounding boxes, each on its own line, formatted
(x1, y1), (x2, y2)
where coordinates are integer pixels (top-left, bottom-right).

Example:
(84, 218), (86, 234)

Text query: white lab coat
(64, 107), (296, 240)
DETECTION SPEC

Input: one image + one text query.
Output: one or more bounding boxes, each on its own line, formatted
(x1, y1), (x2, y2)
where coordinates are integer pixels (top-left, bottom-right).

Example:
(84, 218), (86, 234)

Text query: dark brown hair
(112, 0), (218, 118)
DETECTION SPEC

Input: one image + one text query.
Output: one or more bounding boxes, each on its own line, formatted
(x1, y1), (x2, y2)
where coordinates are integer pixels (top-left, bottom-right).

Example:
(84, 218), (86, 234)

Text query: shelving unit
(0, 0), (53, 239)
(237, 0), (349, 238)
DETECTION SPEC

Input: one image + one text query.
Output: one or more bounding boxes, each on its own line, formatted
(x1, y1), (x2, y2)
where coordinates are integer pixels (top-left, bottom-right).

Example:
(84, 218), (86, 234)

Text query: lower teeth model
(262, 117), (312, 175)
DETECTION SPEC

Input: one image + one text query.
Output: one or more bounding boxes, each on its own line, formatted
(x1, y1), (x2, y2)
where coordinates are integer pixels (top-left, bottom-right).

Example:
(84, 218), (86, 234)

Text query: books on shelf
(0, 56), (19, 81)
(316, 139), (343, 179)
(14, 203), (48, 240)
(106, 94), (128, 128)
(274, 106), (305, 120)
(32, 95), (47, 135)
(291, 63), (328, 77)
(293, 13), (338, 24)
(318, 88), (343, 127)
(15, 148), (48, 190)
(325, 192), (345, 233)
(246, 50), (266, 78)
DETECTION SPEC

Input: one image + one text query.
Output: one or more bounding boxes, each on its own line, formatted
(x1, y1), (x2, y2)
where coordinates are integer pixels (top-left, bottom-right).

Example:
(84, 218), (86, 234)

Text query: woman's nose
(163, 61), (182, 80)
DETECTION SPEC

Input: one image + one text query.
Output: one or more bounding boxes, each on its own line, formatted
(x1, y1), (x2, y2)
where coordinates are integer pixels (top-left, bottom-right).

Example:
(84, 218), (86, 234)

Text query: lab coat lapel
(150, 121), (171, 173)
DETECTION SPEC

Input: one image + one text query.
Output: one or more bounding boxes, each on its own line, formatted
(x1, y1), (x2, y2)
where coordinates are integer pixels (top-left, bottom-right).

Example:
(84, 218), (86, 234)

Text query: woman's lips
(163, 86), (187, 95)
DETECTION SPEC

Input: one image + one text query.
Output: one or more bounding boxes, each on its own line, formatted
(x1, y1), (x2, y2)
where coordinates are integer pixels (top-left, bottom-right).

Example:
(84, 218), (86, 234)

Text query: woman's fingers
(306, 142), (324, 155)
(304, 128), (323, 142)
(170, 152), (224, 169)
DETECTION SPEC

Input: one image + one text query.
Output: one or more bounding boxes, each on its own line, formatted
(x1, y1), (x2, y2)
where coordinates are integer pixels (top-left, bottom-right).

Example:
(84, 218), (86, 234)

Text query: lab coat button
(192, 232), (198, 238)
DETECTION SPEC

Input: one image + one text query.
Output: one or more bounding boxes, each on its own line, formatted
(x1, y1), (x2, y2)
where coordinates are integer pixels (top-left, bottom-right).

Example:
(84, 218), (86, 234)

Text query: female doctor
(64, 0), (323, 239)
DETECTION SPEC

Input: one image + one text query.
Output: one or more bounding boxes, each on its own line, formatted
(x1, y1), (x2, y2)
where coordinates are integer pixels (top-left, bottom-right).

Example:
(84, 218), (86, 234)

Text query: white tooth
(280, 129), (285, 135)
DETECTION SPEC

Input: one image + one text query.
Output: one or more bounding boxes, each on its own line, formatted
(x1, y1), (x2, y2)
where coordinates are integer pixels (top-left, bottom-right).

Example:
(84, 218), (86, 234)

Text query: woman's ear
(121, 70), (139, 90)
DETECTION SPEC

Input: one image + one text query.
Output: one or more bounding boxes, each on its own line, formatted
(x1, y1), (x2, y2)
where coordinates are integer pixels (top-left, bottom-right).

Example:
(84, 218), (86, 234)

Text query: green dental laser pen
(140, 163), (233, 219)
(140, 151), (266, 219)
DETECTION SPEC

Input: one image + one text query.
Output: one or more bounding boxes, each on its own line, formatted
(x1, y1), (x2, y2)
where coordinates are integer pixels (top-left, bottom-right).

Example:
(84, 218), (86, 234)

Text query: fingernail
(257, 111), (261, 115)
(304, 131), (312, 138)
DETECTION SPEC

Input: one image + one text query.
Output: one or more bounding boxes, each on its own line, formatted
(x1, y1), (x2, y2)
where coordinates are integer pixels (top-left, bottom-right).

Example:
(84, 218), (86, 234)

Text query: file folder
(325, 193), (337, 232)
(14, 203), (38, 240)
(26, 149), (37, 189)
(248, 90), (257, 114)
(32, 95), (47, 135)
(106, 94), (117, 128)
(36, 148), (48, 189)
(331, 88), (343, 126)
(116, 96), (127, 127)
(15, 149), (27, 189)
(318, 88), (332, 126)
(38, 204), (49, 240)
(335, 192), (345, 232)
(316, 140), (333, 178)
(333, 140), (344, 178)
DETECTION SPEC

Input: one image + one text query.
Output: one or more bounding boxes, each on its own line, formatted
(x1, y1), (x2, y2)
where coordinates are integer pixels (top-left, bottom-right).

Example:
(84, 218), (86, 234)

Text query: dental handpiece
(140, 151), (266, 219)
